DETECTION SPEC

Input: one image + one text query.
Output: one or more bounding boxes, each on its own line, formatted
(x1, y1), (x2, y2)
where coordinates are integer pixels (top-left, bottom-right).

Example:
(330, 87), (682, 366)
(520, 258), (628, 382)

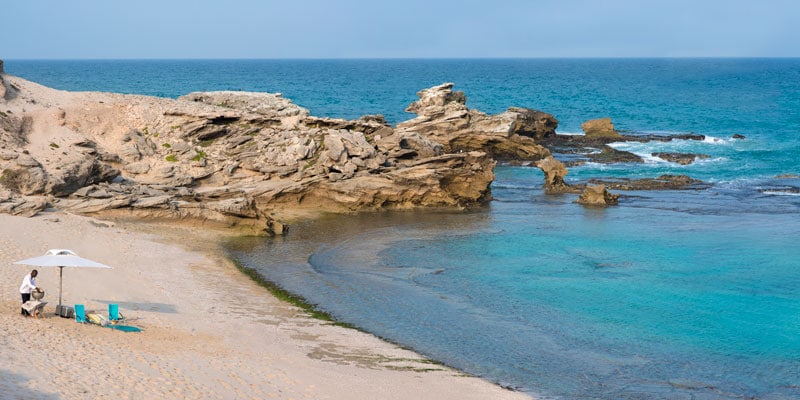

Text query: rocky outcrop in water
(538, 116), (710, 171)
(652, 152), (710, 165)
(588, 175), (709, 190)
(577, 184), (619, 206)
(535, 156), (578, 194)
(587, 146), (644, 164)
(581, 118), (620, 139)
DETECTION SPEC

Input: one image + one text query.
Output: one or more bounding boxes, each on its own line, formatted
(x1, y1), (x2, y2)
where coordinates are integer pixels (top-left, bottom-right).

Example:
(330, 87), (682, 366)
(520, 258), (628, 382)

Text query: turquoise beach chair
(108, 304), (119, 322)
(74, 304), (86, 323)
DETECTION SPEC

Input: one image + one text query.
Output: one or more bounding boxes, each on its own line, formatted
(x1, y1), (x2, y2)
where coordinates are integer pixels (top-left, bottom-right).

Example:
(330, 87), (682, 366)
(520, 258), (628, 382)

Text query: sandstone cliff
(0, 75), (557, 233)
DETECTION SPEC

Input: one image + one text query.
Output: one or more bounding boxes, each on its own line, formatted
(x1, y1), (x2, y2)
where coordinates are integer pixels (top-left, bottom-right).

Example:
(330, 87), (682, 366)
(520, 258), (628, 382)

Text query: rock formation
(581, 118), (621, 138)
(539, 122), (706, 164)
(587, 175), (709, 191)
(652, 152), (710, 165)
(588, 146), (643, 164)
(0, 73), (716, 229)
(535, 156), (577, 194)
(505, 107), (559, 140)
(577, 184), (619, 207)
(2, 77), (565, 233)
(396, 83), (552, 162)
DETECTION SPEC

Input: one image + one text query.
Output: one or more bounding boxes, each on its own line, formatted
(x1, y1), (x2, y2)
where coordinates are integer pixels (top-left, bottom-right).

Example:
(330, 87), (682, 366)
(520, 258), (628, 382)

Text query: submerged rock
(588, 146), (643, 164)
(652, 152), (711, 165)
(539, 131), (706, 151)
(588, 175), (709, 191)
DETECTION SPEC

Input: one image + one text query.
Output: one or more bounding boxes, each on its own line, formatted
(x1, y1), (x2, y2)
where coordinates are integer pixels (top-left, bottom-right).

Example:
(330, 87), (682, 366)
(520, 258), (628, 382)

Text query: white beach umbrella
(14, 249), (111, 308)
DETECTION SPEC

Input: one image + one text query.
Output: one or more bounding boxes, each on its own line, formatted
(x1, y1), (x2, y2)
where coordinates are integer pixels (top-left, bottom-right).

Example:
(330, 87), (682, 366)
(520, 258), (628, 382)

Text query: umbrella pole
(58, 265), (63, 307)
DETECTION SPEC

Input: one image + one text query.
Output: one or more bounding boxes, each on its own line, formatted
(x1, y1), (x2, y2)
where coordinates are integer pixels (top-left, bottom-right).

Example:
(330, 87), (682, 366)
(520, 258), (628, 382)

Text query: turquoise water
(228, 186), (800, 399)
(7, 59), (800, 399)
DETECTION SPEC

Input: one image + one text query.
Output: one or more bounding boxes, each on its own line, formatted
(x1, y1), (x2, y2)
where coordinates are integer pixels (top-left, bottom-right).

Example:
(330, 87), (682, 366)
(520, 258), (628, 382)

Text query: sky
(3, 0), (799, 59)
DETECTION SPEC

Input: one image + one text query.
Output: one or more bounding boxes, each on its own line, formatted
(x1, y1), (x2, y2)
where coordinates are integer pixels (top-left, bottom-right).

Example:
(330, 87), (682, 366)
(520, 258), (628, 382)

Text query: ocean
(7, 59), (800, 399)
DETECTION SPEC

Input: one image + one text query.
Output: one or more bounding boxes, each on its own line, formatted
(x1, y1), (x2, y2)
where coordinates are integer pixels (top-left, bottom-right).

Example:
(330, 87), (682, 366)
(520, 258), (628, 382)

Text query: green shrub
(190, 151), (207, 162)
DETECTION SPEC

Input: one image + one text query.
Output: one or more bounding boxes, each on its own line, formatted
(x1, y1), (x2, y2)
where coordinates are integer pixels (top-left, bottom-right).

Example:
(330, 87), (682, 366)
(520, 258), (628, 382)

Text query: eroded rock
(588, 146), (643, 164)
(652, 152), (711, 165)
(588, 175), (709, 190)
(577, 184), (619, 207)
(535, 156), (576, 194)
(397, 83), (551, 162)
(581, 118), (621, 138)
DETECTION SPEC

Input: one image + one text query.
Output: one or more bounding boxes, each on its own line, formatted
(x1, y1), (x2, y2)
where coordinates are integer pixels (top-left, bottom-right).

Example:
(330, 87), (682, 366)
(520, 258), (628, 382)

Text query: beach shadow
(2, 80), (20, 101)
(92, 300), (177, 314)
(0, 369), (59, 399)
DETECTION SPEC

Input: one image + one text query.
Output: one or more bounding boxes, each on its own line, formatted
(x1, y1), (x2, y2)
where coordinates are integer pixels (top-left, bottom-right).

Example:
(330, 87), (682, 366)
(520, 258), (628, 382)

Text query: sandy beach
(0, 211), (531, 399)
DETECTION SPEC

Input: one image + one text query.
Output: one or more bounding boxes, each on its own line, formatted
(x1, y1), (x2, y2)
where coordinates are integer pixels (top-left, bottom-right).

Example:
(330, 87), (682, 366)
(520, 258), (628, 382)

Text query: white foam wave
(609, 139), (735, 163)
(762, 190), (800, 197)
(606, 142), (635, 150)
(702, 136), (735, 145)
(635, 130), (692, 135)
(694, 156), (728, 164)
(570, 161), (611, 170)
(638, 153), (670, 164)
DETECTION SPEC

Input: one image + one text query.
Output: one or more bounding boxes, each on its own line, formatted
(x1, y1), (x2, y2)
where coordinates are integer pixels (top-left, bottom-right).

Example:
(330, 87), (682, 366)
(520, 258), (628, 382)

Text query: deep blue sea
(7, 59), (800, 399)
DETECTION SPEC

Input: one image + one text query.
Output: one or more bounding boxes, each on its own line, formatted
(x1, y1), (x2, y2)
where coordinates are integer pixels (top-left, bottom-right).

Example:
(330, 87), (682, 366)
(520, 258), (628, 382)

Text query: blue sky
(3, 0), (799, 59)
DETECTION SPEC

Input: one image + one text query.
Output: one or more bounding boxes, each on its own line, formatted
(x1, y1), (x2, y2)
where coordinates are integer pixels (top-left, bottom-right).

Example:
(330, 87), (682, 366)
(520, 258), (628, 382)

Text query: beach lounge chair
(109, 304), (119, 321)
(108, 304), (125, 322)
(74, 304), (86, 323)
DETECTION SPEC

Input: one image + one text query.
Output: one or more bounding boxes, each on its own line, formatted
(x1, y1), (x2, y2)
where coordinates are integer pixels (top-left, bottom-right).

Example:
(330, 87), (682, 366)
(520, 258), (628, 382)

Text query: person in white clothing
(19, 269), (38, 316)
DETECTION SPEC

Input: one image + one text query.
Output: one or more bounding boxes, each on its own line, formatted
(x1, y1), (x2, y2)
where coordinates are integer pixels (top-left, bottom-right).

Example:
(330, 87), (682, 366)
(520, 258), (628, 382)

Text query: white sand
(0, 211), (532, 400)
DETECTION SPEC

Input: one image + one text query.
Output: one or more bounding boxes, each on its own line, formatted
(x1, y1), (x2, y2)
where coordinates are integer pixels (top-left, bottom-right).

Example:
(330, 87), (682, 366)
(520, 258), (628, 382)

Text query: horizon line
(5, 56), (800, 62)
